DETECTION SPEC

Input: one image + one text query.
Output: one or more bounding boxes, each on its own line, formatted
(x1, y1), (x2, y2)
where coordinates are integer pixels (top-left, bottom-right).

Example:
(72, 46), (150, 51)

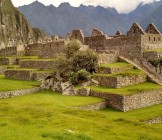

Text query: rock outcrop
(0, 0), (46, 48)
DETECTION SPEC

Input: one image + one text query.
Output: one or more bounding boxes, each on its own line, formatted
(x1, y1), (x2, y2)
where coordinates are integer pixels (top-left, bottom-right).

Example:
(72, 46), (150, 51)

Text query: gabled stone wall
(38, 41), (65, 59)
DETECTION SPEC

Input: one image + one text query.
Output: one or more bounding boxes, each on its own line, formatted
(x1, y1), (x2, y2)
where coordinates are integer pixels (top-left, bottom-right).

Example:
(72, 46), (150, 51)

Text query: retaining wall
(0, 87), (40, 99)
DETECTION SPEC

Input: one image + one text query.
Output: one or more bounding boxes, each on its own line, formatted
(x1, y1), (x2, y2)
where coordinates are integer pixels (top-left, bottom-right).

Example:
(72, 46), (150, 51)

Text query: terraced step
(94, 69), (147, 88)
(0, 65), (19, 74)
(5, 68), (39, 81)
(97, 62), (133, 74)
(33, 70), (53, 80)
(19, 59), (55, 70)
(89, 82), (162, 95)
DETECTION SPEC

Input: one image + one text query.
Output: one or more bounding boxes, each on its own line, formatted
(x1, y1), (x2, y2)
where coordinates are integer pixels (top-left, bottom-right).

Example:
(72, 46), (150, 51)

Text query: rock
(61, 81), (75, 96)
(76, 88), (91, 96)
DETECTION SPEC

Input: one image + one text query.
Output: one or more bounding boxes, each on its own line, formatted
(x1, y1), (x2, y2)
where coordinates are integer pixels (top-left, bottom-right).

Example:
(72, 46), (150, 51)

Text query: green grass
(20, 58), (55, 61)
(89, 82), (162, 95)
(145, 48), (162, 52)
(6, 68), (39, 71)
(95, 69), (145, 77)
(0, 75), (39, 91)
(100, 62), (133, 68)
(1, 91), (162, 140)
(0, 65), (19, 68)
(36, 70), (53, 73)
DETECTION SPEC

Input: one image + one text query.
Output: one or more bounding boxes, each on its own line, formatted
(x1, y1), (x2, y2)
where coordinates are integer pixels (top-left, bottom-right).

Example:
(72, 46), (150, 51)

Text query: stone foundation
(143, 116), (162, 124)
(5, 69), (36, 81)
(0, 57), (17, 65)
(90, 89), (162, 112)
(97, 65), (133, 74)
(95, 73), (147, 88)
(19, 60), (55, 70)
(0, 87), (40, 99)
(75, 102), (107, 110)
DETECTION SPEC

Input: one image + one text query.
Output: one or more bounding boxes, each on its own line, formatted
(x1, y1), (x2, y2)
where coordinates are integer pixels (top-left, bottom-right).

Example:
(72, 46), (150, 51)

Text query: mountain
(19, 1), (128, 36)
(0, 0), (45, 46)
(140, 5), (162, 32)
(18, 0), (162, 36)
(126, 0), (162, 28)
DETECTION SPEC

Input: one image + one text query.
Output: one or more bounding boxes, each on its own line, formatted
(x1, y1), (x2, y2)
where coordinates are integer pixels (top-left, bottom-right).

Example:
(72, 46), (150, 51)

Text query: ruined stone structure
(2, 22), (162, 112)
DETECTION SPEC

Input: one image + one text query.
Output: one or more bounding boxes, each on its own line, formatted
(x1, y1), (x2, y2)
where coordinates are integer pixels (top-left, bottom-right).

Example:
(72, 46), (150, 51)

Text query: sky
(11, 0), (159, 13)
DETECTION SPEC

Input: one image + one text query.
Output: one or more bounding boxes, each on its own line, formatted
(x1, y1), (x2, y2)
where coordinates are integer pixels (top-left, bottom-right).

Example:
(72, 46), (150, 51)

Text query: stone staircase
(83, 61), (162, 112)
(95, 62), (147, 88)
(119, 55), (162, 85)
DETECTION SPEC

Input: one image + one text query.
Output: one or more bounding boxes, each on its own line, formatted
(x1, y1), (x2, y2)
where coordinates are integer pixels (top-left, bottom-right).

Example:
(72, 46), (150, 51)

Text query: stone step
(32, 70), (53, 80)
(19, 59), (55, 70)
(97, 62), (133, 74)
(0, 65), (19, 74)
(5, 68), (53, 81)
(5, 68), (38, 81)
(94, 69), (147, 88)
(143, 50), (162, 61)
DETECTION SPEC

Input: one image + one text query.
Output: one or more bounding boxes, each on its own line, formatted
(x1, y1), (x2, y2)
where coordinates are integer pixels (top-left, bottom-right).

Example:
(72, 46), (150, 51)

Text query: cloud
(11, 0), (159, 13)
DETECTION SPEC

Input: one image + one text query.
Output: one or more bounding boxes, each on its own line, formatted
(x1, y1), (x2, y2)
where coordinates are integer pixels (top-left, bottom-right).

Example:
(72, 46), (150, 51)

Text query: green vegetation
(89, 82), (162, 95)
(20, 58), (55, 61)
(6, 68), (39, 71)
(1, 91), (162, 140)
(0, 75), (39, 91)
(54, 41), (98, 83)
(100, 62), (132, 68)
(145, 48), (162, 52)
(95, 69), (145, 77)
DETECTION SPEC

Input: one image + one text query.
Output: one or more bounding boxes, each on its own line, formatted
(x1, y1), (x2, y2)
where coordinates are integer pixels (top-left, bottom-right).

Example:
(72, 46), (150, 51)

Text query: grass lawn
(100, 62), (133, 68)
(1, 91), (162, 140)
(94, 69), (145, 77)
(89, 82), (162, 95)
(0, 75), (39, 91)
(145, 48), (162, 52)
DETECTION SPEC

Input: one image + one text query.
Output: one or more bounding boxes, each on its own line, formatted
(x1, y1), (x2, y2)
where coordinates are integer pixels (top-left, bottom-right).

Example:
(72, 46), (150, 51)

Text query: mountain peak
(59, 2), (71, 8)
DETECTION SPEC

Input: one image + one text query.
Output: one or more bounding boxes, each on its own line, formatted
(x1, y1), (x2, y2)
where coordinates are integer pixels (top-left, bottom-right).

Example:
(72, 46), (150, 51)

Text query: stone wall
(143, 51), (162, 61)
(97, 64), (133, 74)
(90, 91), (124, 111)
(70, 29), (84, 44)
(0, 47), (17, 57)
(0, 66), (7, 74)
(123, 90), (162, 111)
(104, 35), (142, 58)
(38, 41), (65, 59)
(19, 60), (55, 70)
(75, 102), (107, 110)
(98, 51), (119, 64)
(0, 87), (40, 99)
(95, 73), (147, 88)
(144, 116), (162, 124)
(26, 44), (40, 56)
(0, 57), (17, 65)
(90, 89), (162, 112)
(5, 70), (35, 81)
(32, 72), (53, 80)
(84, 35), (107, 51)
(141, 34), (162, 50)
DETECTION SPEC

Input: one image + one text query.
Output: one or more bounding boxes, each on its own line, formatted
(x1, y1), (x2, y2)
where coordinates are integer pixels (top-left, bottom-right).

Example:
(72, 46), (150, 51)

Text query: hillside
(0, 0), (46, 46)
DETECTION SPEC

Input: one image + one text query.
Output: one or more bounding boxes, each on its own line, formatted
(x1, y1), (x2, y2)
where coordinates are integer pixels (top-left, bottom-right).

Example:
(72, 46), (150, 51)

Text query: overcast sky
(11, 0), (159, 13)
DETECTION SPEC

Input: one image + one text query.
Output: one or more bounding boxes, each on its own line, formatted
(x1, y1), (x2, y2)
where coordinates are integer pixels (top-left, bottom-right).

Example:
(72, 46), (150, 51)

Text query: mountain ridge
(19, 0), (162, 36)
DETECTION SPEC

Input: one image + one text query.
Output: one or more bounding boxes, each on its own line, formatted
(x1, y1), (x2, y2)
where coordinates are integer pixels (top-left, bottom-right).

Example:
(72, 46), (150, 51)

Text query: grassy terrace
(145, 48), (162, 52)
(20, 58), (55, 61)
(0, 75), (39, 91)
(0, 65), (19, 68)
(89, 82), (162, 95)
(1, 91), (162, 140)
(99, 62), (133, 68)
(95, 69), (144, 77)
(0, 56), (38, 59)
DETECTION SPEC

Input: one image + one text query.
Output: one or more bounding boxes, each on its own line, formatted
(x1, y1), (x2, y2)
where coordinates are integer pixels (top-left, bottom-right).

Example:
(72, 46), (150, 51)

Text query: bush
(65, 40), (80, 58)
(72, 50), (98, 73)
(54, 41), (98, 84)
